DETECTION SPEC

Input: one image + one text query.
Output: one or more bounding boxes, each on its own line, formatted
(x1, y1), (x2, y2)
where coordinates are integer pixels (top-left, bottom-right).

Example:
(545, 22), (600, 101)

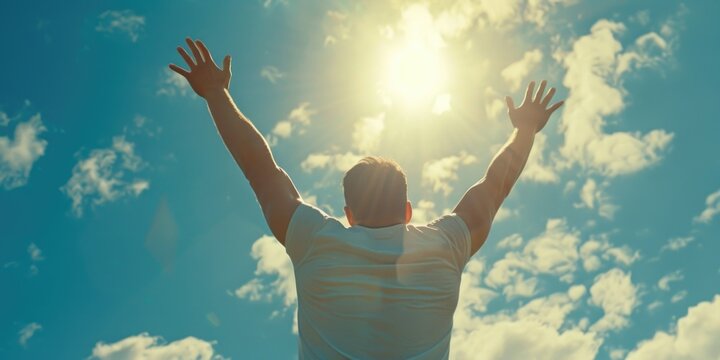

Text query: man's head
(343, 156), (411, 227)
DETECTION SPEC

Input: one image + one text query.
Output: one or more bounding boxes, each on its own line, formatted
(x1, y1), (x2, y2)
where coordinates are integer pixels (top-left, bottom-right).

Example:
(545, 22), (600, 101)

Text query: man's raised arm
(453, 81), (564, 255)
(170, 38), (301, 244)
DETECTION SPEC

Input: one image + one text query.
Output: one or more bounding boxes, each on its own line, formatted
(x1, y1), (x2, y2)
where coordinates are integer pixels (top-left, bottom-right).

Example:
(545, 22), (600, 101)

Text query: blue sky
(1, 0), (719, 359)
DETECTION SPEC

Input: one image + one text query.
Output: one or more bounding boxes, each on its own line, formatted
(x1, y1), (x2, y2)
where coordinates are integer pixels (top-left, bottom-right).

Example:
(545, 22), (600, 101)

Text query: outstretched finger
(168, 64), (190, 77)
(523, 81), (535, 104)
(195, 40), (215, 65)
(505, 96), (516, 111)
(222, 55), (232, 74)
(541, 88), (556, 107)
(546, 100), (565, 115)
(535, 80), (547, 103)
(177, 47), (195, 68)
(186, 37), (204, 64)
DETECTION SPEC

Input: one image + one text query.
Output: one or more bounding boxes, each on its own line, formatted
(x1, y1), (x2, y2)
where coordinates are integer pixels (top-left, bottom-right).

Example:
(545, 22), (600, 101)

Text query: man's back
(286, 204), (472, 359)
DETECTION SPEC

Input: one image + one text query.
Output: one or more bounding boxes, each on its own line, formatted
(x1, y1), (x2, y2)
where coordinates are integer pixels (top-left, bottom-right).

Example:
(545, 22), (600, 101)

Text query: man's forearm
(203, 88), (277, 182)
(485, 128), (535, 204)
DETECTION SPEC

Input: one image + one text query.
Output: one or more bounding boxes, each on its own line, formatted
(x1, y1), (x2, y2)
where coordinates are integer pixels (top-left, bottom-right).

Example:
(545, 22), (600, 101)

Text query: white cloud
(501, 49), (543, 91)
(410, 199), (438, 224)
(579, 237), (639, 272)
(260, 65), (285, 83)
(627, 295), (720, 360)
(235, 235), (297, 333)
(451, 318), (600, 359)
(521, 132), (560, 183)
(658, 270), (683, 291)
(269, 102), (317, 143)
(18, 322), (41, 347)
(28, 243), (44, 262)
(496, 233), (523, 249)
(270, 121), (292, 139)
(301, 151), (363, 173)
(524, 0), (577, 28)
(89, 333), (224, 360)
(558, 20), (674, 177)
(27, 242), (44, 275)
(95, 10), (145, 42)
(0, 113), (47, 190)
(352, 113), (385, 154)
(453, 275), (599, 359)
(647, 300), (663, 312)
(486, 218), (581, 298)
(589, 268), (638, 333)
(694, 189), (720, 224)
(324, 10), (351, 46)
(521, 219), (580, 279)
(661, 236), (694, 252)
(671, 290), (688, 303)
(156, 68), (192, 97)
(62, 136), (149, 217)
(576, 178), (618, 219)
(421, 151), (477, 195)
(515, 286), (586, 329)
(494, 206), (518, 222)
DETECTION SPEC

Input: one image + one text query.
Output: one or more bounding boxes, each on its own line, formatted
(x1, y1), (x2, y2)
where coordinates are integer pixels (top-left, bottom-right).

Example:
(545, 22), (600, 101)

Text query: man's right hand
(169, 38), (232, 99)
(505, 80), (564, 133)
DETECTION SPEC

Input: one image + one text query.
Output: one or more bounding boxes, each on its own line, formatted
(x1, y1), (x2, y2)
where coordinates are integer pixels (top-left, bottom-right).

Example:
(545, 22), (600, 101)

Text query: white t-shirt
(285, 203), (473, 359)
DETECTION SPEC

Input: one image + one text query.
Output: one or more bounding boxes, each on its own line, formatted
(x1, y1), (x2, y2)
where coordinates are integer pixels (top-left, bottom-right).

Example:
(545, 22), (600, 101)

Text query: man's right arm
(453, 81), (564, 255)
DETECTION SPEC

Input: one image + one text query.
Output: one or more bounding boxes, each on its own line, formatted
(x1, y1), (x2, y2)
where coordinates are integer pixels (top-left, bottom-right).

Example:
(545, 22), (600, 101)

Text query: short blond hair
(343, 156), (407, 223)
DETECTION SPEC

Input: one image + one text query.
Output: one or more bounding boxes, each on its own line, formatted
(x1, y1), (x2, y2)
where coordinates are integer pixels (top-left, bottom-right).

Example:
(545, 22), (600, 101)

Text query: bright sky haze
(2, 1), (720, 359)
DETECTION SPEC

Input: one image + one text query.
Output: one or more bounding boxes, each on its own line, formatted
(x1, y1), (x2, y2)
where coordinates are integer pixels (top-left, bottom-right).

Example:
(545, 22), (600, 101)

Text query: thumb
(505, 96), (516, 111)
(223, 55), (232, 73)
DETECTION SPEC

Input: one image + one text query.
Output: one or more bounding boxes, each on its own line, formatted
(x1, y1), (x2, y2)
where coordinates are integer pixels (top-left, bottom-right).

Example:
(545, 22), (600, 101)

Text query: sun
(381, 42), (448, 108)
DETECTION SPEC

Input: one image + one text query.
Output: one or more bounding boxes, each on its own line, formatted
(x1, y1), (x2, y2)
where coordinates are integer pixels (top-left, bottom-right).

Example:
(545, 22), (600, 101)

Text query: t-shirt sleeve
(429, 214), (472, 272)
(285, 202), (331, 266)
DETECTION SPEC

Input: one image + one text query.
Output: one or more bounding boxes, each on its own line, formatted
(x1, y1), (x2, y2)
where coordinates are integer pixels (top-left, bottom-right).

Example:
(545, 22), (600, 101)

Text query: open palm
(169, 38), (231, 99)
(506, 80), (564, 133)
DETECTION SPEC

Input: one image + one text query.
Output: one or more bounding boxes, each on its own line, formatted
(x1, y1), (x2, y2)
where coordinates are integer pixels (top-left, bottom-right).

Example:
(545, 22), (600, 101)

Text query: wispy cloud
(352, 113), (385, 154)
(61, 136), (149, 217)
(661, 236), (695, 252)
(260, 66), (285, 83)
(658, 270), (683, 291)
(234, 235), (298, 333)
(301, 151), (363, 173)
(95, 10), (145, 43)
(422, 152), (477, 196)
(575, 178), (619, 219)
(27, 243), (44, 276)
(267, 102), (317, 145)
(19, 322), (41, 347)
(157, 68), (192, 97)
(89, 333), (223, 359)
(579, 235), (639, 272)
(521, 132), (559, 183)
(0, 113), (47, 190)
(501, 49), (543, 91)
(694, 188), (720, 224)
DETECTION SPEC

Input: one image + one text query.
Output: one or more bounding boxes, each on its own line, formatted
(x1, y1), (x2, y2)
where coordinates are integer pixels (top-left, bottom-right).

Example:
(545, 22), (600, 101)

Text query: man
(170, 38), (564, 359)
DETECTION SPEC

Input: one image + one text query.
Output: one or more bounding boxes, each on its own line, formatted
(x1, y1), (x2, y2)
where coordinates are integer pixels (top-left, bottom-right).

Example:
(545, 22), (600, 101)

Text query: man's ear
(405, 201), (412, 224)
(344, 206), (356, 226)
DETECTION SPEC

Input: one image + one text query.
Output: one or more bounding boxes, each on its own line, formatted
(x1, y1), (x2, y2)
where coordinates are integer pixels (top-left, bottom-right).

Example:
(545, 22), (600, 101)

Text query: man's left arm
(170, 38), (300, 245)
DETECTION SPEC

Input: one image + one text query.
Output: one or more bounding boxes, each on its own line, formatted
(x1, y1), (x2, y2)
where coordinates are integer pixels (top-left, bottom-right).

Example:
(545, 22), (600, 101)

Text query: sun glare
(382, 43), (448, 108)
